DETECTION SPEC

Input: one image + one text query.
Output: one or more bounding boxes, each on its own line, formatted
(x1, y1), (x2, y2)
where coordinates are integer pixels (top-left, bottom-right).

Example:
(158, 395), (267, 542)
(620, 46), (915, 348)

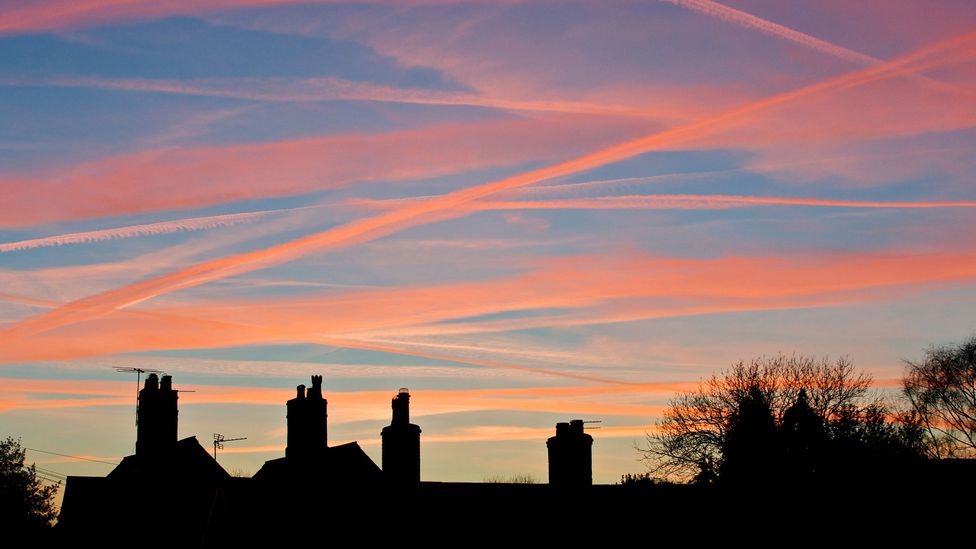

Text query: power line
(34, 471), (68, 480)
(34, 466), (68, 479)
(34, 473), (64, 485)
(24, 447), (118, 466)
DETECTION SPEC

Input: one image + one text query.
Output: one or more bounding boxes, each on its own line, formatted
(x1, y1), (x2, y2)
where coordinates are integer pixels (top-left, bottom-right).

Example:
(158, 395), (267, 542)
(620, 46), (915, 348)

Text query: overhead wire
(24, 447), (118, 465)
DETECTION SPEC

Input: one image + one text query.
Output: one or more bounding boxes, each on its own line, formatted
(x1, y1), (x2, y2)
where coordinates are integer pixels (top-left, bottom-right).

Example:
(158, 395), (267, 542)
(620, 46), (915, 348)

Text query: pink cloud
(2, 249), (975, 367)
(0, 377), (673, 420)
(0, 114), (646, 228)
(2, 32), (971, 349)
(662, 0), (878, 65)
(0, 0), (517, 35)
(356, 194), (976, 212)
(4, 75), (656, 118)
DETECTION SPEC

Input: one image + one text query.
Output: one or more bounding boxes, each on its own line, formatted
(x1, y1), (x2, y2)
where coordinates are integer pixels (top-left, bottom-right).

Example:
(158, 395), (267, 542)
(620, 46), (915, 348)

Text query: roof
(253, 441), (382, 486)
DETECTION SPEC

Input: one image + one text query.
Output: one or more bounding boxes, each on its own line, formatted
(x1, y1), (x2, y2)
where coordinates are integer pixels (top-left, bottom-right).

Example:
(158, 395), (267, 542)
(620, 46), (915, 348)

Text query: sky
(2, 0), (975, 493)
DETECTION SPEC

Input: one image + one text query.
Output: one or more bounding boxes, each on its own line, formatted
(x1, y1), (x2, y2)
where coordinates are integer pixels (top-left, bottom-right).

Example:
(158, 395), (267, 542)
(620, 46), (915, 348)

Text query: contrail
(663, 0), (971, 96)
(356, 194), (976, 212)
(304, 334), (629, 385)
(0, 293), (59, 308)
(0, 290), (626, 384)
(344, 171), (741, 208)
(663, 0), (878, 65)
(0, 1), (500, 36)
(0, 206), (316, 253)
(3, 76), (643, 118)
(2, 30), (973, 344)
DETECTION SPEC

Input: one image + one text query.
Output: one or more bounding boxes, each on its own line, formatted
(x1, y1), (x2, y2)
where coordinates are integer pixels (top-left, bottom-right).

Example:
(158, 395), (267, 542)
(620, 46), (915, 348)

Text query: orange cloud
(0, 205), (330, 304)
(0, 374), (905, 440)
(0, 299), (629, 383)
(0, 114), (644, 228)
(355, 194), (976, 212)
(2, 249), (975, 368)
(666, 0), (972, 98)
(6, 75), (659, 118)
(0, 0), (502, 35)
(171, 249), (976, 326)
(0, 377), (673, 420)
(3, 31), (973, 350)
(664, 0), (878, 65)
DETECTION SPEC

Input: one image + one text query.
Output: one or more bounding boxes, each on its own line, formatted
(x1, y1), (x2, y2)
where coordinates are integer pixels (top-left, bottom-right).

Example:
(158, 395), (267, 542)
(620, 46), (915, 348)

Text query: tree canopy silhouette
(0, 437), (60, 536)
(904, 334), (976, 458)
(639, 354), (922, 483)
(718, 385), (779, 484)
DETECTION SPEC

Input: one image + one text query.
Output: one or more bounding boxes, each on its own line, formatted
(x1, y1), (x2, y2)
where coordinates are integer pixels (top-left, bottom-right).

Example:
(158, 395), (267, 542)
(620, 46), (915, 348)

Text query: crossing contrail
(0, 207), (315, 253)
(2, 30), (973, 345)
(662, 0), (878, 65)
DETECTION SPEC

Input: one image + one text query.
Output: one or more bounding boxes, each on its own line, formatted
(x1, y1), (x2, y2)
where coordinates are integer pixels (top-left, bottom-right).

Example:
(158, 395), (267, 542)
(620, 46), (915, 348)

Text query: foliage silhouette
(0, 436), (60, 536)
(483, 473), (538, 484)
(719, 386), (779, 484)
(619, 472), (656, 487)
(639, 354), (923, 483)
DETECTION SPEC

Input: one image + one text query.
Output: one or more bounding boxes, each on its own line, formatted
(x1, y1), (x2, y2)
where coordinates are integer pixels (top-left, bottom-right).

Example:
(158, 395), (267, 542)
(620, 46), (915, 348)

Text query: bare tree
(903, 335), (976, 458)
(638, 354), (874, 482)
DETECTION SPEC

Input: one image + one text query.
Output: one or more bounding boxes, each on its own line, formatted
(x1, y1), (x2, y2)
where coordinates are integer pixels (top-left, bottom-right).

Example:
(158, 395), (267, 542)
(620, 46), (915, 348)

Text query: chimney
(392, 388), (410, 425)
(286, 376), (328, 459)
(381, 388), (421, 485)
(136, 374), (178, 457)
(547, 419), (592, 488)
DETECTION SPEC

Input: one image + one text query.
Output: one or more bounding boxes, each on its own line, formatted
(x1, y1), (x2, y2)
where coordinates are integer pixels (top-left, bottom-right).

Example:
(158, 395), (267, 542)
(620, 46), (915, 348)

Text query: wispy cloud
(3, 76), (651, 117)
(0, 203), (325, 304)
(356, 194), (976, 213)
(0, 206), (318, 253)
(69, 354), (550, 381)
(3, 248), (975, 372)
(0, 0), (504, 35)
(662, 0), (878, 65)
(0, 290), (628, 383)
(0, 114), (643, 228)
(0, 377), (673, 419)
(3, 31), (974, 347)
(663, 0), (970, 98)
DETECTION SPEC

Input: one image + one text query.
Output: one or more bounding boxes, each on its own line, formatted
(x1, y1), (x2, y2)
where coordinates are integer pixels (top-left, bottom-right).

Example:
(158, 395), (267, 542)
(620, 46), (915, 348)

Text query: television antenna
(213, 433), (247, 462)
(113, 367), (164, 427)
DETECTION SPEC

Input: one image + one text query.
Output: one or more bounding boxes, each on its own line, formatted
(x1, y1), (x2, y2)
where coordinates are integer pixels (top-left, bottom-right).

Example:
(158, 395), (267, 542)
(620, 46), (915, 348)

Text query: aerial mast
(212, 433), (247, 462)
(113, 367), (164, 428)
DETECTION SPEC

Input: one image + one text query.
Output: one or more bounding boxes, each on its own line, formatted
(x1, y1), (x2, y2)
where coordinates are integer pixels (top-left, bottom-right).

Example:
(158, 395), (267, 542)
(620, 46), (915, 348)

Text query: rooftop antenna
(582, 420), (602, 430)
(212, 434), (247, 462)
(113, 367), (164, 429)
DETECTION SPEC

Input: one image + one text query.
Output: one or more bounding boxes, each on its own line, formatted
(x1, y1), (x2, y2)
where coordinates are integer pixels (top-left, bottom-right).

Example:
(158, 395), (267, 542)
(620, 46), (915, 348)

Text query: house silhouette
(55, 373), (974, 545)
(58, 374), (616, 546)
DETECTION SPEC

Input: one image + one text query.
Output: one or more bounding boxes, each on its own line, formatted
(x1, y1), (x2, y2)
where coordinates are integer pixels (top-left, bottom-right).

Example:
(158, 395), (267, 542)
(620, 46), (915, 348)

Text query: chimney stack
(136, 374), (178, 457)
(286, 376), (328, 459)
(547, 419), (593, 488)
(381, 388), (421, 485)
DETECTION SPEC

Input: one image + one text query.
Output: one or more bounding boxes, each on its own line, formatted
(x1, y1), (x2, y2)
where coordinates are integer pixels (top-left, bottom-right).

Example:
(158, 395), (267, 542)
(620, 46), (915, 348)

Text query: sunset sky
(2, 0), (975, 491)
